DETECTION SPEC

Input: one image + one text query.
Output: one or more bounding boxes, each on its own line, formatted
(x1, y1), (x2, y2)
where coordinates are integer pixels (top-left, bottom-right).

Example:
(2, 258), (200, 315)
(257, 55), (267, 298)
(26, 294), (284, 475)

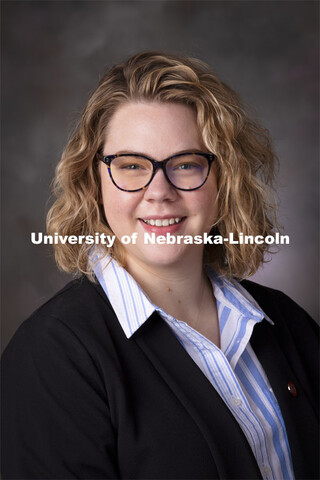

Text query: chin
(134, 244), (197, 269)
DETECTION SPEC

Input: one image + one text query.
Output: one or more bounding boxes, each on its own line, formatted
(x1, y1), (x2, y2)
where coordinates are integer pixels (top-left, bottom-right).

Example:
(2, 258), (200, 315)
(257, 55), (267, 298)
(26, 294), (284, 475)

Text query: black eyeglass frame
(101, 152), (216, 192)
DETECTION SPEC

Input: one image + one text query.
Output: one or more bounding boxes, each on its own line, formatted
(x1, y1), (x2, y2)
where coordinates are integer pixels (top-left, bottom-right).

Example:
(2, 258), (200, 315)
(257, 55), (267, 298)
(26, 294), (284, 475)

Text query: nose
(143, 167), (178, 202)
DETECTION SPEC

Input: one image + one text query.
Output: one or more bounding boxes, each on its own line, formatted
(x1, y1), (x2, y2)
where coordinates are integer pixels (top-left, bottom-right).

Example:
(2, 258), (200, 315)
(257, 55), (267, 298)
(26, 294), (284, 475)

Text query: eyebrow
(108, 148), (207, 158)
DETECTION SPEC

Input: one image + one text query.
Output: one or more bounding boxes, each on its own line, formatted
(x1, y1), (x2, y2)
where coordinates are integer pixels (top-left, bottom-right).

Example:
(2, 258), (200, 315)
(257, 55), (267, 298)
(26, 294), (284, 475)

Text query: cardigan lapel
(134, 311), (262, 480)
(250, 319), (319, 479)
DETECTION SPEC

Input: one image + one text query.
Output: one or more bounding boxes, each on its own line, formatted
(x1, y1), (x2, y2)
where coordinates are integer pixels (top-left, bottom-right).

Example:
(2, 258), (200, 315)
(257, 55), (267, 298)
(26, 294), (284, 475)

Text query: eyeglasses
(101, 152), (216, 192)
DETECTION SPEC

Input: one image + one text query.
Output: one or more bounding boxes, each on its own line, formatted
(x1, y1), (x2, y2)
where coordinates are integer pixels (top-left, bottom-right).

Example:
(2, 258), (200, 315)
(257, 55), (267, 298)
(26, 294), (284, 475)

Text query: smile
(141, 217), (184, 227)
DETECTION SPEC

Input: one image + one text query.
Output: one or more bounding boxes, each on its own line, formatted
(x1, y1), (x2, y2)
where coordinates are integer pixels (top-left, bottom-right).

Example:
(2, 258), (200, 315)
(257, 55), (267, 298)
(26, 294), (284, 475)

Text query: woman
(1, 51), (318, 479)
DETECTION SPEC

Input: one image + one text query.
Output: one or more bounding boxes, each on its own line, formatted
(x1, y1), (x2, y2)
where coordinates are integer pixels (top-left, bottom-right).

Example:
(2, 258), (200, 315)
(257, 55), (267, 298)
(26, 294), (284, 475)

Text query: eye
(174, 162), (202, 171)
(180, 163), (198, 170)
(113, 156), (150, 171)
(120, 163), (143, 170)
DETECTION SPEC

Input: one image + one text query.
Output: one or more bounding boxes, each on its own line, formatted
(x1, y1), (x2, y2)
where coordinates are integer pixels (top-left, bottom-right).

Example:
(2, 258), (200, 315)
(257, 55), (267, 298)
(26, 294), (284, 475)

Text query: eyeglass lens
(110, 154), (209, 191)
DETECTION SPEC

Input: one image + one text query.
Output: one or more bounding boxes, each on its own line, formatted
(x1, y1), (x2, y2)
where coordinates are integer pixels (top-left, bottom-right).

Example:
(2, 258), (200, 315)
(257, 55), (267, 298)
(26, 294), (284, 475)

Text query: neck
(125, 254), (210, 323)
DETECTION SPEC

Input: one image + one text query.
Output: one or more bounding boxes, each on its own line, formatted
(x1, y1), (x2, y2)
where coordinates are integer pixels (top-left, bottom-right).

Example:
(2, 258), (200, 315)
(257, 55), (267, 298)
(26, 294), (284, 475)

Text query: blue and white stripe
(93, 255), (295, 480)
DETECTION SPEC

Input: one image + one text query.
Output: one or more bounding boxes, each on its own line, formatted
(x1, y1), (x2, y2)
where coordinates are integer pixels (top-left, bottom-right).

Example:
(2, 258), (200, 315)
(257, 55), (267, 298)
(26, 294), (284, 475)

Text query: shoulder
(2, 277), (120, 369)
(29, 276), (112, 320)
(241, 278), (319, 339)
(21, 276), (114, 333)
(241, 278), (296, 305)
(241, 279), (313, 315)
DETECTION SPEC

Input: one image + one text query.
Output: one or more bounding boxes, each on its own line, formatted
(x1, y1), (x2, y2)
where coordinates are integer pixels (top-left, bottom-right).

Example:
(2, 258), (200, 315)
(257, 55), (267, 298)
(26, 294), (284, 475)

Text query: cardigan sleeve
(1, 313), (120, 479)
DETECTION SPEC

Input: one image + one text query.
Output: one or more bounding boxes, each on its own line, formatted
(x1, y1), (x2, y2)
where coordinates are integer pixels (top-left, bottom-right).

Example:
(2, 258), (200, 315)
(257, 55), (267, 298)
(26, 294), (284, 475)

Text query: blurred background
(2, 0), (319, 352)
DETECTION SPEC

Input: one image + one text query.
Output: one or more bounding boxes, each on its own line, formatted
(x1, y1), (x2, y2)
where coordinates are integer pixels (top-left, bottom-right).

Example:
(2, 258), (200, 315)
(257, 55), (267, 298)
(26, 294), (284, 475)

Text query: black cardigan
(1, 277), (319, 479)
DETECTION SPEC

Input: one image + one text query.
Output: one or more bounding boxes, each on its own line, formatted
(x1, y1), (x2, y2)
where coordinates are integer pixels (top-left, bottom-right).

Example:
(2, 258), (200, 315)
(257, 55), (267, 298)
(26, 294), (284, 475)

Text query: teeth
(143, 217), (183, 227)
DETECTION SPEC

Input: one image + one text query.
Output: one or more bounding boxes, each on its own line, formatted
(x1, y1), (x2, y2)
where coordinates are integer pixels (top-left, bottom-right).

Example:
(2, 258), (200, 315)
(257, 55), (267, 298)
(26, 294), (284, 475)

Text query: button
(231, 397), (242, 407)
(288, 381), (298, 397)
(261, 465), (270, 476)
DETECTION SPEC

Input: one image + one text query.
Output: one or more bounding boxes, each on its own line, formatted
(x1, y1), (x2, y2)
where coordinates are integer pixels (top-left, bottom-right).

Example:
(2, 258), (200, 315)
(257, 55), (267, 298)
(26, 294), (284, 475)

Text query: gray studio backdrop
(2, 0), (319, 352)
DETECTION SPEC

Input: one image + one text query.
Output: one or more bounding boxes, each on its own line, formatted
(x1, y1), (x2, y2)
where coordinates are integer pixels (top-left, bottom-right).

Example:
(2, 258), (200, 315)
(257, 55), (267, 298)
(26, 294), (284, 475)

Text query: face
(100, 101), (218, 272)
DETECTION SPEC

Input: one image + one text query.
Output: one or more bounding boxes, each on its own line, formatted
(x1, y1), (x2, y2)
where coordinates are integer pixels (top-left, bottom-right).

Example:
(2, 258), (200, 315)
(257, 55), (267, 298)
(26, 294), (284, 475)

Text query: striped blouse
(93, 255), (295, 480)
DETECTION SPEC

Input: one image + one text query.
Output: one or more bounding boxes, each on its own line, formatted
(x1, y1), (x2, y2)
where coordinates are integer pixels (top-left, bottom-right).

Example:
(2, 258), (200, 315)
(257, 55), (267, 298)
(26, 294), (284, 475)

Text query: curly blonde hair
(47, 51), (278, 279)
